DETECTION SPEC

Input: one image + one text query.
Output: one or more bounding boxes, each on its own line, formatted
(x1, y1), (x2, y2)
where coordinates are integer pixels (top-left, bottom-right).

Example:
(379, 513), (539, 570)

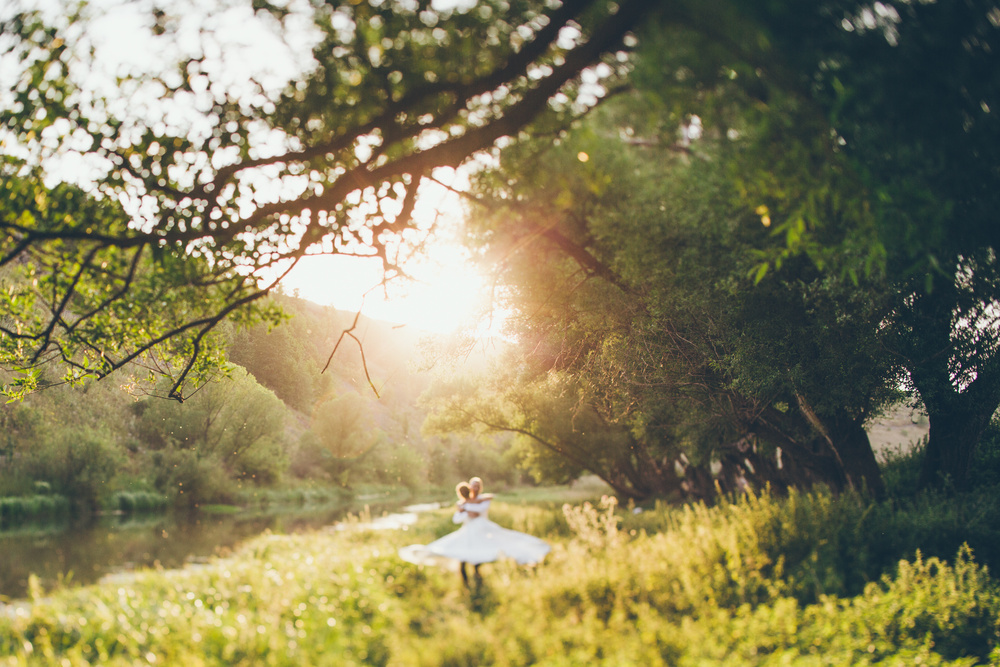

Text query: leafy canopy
(0, 0), (648, 399)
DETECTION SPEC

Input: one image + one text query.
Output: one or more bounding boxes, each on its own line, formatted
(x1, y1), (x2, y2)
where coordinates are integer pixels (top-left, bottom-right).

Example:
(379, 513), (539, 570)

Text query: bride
(399, 477), (551, 585)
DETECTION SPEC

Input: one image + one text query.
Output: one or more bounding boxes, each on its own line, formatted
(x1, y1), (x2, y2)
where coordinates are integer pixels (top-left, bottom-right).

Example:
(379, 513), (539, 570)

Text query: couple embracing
(399, 476), (550, 586)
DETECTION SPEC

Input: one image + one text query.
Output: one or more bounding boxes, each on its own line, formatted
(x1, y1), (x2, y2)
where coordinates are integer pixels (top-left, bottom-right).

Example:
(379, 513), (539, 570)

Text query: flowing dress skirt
(399, 513), (550, 566)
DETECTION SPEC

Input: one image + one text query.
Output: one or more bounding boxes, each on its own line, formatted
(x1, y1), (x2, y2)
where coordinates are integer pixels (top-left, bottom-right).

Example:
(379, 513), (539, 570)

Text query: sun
(278, 170), (497, 335)
(280, 248), (490, 334)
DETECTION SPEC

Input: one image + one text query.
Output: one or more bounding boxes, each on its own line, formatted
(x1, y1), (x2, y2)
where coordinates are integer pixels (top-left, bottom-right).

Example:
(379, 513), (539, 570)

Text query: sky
(278, 232), (492, 334)
(12, 0), (502, 336)
(277, 172), (497, 335)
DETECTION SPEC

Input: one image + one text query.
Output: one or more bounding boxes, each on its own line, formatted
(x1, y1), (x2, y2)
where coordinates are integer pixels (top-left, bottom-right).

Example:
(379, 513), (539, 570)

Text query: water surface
(0, 506), (356, 600)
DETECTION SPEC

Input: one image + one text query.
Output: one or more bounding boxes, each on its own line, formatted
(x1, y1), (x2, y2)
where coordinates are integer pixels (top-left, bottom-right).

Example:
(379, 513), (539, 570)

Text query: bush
(287, 431), (331, 481)
(0, 494), (70, 527)
(969, 420), (1000, 489)
(115, 490), (168, 514)
(0, 471), (35, 499)
(230, 438), (287, 487)
(23, 428), (125, 513)
(145, 449), (238, 509)
(879, 437), (926, 500)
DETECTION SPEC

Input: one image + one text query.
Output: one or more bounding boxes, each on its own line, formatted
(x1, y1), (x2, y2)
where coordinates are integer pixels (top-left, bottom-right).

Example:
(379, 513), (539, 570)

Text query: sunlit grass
(0, 489), (997, 665)
(489, 476), (615, 507)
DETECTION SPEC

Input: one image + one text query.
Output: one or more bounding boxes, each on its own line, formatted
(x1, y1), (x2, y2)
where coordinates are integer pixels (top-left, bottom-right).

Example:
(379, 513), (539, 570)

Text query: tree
(133, 365), (290, 483)
(730, 0), (1000, 490)
(882, 254), (1000, 489)
(227, 295), (330, 412)
(310, 391), (384, 486)
(439, 138), (899, 500)
(497, 0), (1000, 494)
(0, 0), (651, 400)
(425, 4), (915, 501)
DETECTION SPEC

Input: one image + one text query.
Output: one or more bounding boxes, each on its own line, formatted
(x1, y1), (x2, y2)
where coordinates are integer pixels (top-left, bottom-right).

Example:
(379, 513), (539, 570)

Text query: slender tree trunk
(828, 417), (885, 500)
(748, 407), (849, 491)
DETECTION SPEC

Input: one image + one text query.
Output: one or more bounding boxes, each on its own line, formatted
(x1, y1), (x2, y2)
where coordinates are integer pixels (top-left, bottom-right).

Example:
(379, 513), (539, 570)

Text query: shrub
(0, 471), (35, 498)
(115, 491), (168, 514)
(969, 420), (1000, 489)
(287, 431), (331, 481)
(0, 494), (70, 527)
(145, 449), (238, 509)
(23, 428), (125, 513)
(880, 437), (926, 500)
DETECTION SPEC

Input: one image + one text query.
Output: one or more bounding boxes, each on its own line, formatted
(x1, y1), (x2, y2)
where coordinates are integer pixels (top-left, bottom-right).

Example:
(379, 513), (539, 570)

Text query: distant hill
(228, 295), (434, 413)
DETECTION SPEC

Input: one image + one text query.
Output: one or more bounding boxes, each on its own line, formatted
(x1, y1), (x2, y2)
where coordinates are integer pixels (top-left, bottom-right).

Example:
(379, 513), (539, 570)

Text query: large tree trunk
(746, 404), (858, 494)
(903, 290), (1000, 491)
(909, 325), (1000, 490)
(918, 400), (996, 490)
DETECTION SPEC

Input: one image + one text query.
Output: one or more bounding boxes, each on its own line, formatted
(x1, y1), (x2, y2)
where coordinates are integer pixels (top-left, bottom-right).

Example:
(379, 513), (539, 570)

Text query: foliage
(970, 421), (1000, 490)
(132, 365), (291, 500)
(0, 0), (648, 399)
(308, 391), (386, 486)
(424, 0), (1000, 498)
(231, 294), (512, 493)
(435, 56), (897, 499)
(0, 293), (524, 514)
(21, 427), (125, 513)
(0, 359), (297, 513)
(0, 488), (998, 665)
(145, 447), (240, 509)
(685, 0), (1000, 489)
(422, 371), (588, 487)
(878, 439), (927, 502)
(228, 311), (327, 413)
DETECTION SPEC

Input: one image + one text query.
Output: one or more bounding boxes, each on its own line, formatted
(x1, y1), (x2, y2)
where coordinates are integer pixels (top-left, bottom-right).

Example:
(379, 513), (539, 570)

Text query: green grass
(231, 485), (353, 510)
(485, 476), (615, 508)
(114, 491), (169, 515)
(198, 504), (245, 515)
(0, 489), (997, 665)
(0, 494), (71, 528)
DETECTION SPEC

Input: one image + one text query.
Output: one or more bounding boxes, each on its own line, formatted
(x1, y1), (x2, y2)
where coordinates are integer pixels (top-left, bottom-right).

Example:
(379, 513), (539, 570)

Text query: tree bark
(827, 417), (885, 500)
(745, 406), (849, 491)
(917, 398), (997, 490)
(900, 286), (1000, 491)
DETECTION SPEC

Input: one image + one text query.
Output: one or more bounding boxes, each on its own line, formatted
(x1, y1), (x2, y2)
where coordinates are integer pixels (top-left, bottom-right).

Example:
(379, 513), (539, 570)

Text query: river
(0, 502), (416, 601)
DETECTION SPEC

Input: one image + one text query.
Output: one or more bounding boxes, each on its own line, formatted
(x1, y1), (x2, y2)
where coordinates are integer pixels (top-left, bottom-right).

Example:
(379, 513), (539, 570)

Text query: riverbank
(0, 482), (599, 601)
(0, 486), (997, 665)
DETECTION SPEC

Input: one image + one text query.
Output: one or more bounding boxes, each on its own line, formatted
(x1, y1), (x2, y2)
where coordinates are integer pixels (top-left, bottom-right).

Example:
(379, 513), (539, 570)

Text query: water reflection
(0, 506), (355, 600)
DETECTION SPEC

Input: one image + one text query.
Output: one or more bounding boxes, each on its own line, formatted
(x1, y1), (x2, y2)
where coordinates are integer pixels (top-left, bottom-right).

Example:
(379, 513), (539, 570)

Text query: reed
(114, 491), (169, 515)
(0, 494), (71, 528)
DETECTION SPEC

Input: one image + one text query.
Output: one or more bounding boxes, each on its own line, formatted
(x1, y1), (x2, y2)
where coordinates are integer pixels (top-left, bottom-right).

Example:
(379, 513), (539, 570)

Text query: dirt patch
(867, 405), (928, 459)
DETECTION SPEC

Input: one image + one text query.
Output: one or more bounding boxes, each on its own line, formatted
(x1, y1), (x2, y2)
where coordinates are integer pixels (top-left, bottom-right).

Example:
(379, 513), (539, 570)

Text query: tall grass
(0, 488), (997, 665)
(0, 494), (71, 528)
(114, 491), (169, 515)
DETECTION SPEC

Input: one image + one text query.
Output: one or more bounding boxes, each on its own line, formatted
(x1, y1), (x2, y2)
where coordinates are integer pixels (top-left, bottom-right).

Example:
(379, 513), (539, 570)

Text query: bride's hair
(456, 481), (471, 500)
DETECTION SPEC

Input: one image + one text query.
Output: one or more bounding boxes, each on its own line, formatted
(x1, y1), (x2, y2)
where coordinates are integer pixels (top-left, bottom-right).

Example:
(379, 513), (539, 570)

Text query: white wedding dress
(399, 499), (550, 566)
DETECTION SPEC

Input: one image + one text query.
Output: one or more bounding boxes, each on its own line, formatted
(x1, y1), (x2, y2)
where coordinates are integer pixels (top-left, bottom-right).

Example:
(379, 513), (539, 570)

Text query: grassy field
(0, 485), (998, 666)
